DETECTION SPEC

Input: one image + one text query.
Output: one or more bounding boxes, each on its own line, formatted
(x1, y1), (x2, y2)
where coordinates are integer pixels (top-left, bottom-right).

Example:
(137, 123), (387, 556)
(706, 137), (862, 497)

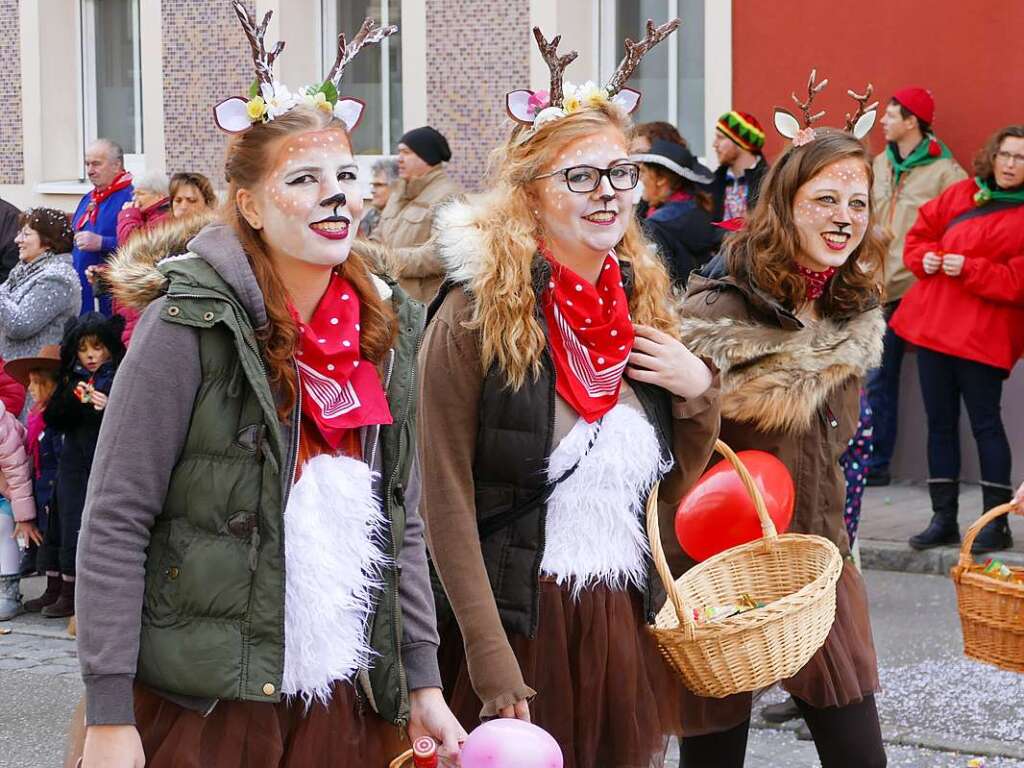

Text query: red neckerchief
(290, 271), (392, 450)
(795, 263), (838, 300)
(645, 189), (694, 219)
(540, 242), (634, 423)
(75, 171), (133, 230)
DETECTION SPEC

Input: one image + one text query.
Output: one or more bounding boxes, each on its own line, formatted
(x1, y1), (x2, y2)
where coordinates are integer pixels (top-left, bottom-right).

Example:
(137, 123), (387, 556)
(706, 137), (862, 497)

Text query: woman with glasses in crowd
(417, 25), (721, 766)
(892, 124), (1024, 554)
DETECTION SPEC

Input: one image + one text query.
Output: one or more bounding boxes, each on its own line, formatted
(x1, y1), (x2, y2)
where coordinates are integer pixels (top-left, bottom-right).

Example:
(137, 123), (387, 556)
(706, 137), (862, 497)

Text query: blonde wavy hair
(467, 105), (674, 390)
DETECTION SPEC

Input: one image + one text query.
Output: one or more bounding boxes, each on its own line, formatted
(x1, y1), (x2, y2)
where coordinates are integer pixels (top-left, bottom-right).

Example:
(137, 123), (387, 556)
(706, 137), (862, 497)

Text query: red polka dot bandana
(290, 271), (392, 449)
(540, 243), (635, 423)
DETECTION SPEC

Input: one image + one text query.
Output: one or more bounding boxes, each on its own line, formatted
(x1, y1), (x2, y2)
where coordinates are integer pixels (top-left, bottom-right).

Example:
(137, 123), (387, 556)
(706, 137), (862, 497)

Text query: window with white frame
(79, 0), (143, 163)
(322, 0), (403, 155)
(599, 0), (708, 152)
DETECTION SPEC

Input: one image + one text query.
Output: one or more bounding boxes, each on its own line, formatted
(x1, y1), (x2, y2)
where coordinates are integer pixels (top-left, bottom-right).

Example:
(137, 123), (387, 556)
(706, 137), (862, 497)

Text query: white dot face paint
(533, 125), (634, 263)
(792, 157), (870, 271)
(253, 128), (365, 267)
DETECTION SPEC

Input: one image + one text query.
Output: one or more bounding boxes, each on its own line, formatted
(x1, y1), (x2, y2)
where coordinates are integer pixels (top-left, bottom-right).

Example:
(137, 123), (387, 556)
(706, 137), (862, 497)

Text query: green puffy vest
(136, 255), (423, 725)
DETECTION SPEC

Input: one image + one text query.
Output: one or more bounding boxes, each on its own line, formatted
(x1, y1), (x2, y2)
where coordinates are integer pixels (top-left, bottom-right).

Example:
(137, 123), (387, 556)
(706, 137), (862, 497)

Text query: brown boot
(41, 578), (74, 618)
(24, 573), (62, 612)
(66, 614), (77, 638)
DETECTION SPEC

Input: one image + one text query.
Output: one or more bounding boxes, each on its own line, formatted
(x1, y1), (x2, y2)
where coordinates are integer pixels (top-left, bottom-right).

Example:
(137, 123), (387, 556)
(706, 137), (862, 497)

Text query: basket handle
(645, 439), (775, 639)
(957, 502), (1018, 570)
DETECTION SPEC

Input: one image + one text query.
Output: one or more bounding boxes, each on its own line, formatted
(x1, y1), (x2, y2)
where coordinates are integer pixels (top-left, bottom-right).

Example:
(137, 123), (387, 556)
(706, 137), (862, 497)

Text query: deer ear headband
(506, 19), (679, 138)
(773, 69), (878, 147)
(213, 0), (396, 134)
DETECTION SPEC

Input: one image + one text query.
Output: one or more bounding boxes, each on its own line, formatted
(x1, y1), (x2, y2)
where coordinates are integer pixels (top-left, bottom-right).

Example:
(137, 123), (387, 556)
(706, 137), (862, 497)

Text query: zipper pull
(248, 526), (261, 571)
(824, 404), (839, 429)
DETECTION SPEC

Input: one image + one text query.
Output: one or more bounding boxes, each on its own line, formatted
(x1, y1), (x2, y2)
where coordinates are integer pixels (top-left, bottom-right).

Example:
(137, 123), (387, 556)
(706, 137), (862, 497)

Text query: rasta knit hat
(716, 110), (766, 153)
(891, 87), (935, 126)
(398, 126), (452, 166)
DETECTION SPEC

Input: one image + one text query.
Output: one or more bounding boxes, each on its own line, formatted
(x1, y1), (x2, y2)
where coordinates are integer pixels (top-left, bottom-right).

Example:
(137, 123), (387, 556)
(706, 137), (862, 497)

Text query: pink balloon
(460, 719), (563, 768)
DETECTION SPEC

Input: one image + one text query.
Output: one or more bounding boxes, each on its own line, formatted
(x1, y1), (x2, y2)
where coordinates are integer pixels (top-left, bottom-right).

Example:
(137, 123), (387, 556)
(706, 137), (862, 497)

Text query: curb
(752, 718), (1024, 761)
(859, 538), (1024, 576)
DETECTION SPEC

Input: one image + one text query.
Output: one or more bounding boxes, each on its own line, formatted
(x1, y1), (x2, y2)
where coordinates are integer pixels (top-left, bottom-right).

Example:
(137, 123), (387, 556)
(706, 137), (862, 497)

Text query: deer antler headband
(506, 19), (680, 136)
(213, 1), (396, 134)
(773, 69), (878, 147)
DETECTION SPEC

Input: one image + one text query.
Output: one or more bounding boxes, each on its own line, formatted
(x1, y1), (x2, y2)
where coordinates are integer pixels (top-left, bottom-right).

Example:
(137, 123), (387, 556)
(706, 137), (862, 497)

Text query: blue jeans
(916, 347), (1011, 485)
(865, 301), (904, 473)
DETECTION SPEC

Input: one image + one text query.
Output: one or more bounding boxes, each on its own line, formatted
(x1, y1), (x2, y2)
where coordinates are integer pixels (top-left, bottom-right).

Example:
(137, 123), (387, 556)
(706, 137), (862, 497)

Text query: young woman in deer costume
(418, 22), (720, 768)
(72, 5), (463, 766)
(675, 75), (888, 767)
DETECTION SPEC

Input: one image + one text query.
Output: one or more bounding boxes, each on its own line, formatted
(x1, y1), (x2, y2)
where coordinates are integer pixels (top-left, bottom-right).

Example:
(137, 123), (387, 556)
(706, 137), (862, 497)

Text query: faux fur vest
(679, 279), (884, 435)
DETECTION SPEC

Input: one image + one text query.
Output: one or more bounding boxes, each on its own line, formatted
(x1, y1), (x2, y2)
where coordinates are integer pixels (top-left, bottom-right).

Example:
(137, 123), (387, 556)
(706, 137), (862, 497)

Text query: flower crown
(213, 1), (396, 135)
(773, 69), (878, 148)
(506, 20), (679, 135)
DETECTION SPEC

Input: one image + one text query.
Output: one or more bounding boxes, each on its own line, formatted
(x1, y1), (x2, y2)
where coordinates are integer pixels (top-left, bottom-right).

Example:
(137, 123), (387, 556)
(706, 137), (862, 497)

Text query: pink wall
(732, 0), (1024, 170)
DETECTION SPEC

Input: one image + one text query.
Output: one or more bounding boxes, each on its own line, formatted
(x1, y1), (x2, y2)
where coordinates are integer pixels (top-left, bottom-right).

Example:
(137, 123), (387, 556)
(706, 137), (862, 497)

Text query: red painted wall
(731, 1), (1024, 169)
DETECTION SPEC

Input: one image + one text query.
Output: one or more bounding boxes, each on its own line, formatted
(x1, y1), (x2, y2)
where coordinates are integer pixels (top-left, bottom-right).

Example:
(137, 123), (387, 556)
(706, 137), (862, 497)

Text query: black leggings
(679, 696), (886, 768)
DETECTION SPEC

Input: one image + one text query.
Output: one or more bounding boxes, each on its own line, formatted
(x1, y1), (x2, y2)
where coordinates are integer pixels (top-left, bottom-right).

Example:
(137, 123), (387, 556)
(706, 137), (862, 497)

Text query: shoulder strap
(477, 419), (603, 538)
(947, 199), (1024, 233)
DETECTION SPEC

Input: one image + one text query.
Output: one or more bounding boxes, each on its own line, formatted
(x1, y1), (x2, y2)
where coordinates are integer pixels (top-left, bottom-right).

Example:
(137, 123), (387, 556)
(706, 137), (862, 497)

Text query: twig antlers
(532, 27), (578, 106)
(791, 68), (829, 127)
(327, 17), (398, 90)
(232, 1), (284, 88)
(844, 84), (879, 132)
(605, 19), (680, 96)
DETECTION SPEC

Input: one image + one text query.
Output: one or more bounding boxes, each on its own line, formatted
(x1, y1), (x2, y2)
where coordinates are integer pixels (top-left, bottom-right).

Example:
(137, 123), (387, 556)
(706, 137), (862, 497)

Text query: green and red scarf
(886, 136), (952, 186)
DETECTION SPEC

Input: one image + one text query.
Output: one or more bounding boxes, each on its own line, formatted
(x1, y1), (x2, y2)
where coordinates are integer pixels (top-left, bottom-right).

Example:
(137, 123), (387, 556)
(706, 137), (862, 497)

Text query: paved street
(5, 566), (1023, 767)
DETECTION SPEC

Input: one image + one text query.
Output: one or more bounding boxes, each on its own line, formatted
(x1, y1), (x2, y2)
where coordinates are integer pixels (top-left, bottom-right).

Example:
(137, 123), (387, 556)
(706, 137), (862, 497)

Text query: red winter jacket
(114, 197), (171, 347)
(891, 178), (1024, 371)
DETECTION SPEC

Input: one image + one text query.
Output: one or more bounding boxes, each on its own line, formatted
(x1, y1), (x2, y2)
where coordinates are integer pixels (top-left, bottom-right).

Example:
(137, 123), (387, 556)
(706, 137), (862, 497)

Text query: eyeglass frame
(995, 150), (1024, 166)
(533, 162), (641, 193)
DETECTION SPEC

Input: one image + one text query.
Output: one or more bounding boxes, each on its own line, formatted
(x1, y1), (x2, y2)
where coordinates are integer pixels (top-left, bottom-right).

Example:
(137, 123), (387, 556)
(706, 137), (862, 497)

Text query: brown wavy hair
(724, 129), (885, 317)
(223, 106), (396, 419)
(465, 105), (674, 390)
(974, 124), (1024, 179)
(18, 207), (73, 254)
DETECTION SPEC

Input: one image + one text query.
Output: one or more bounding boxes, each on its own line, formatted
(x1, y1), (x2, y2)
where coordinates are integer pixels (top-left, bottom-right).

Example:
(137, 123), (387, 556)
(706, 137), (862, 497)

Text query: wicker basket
(646, 440), (844, 698)
(950, 503), (1024, 673)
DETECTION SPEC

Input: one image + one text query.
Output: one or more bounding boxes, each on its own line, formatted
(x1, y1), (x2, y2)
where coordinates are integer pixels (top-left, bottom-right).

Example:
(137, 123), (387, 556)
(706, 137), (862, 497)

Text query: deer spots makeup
(533, 126), (634, 262)
(792, 157), (869, 271)
(246, 127), (364, 267)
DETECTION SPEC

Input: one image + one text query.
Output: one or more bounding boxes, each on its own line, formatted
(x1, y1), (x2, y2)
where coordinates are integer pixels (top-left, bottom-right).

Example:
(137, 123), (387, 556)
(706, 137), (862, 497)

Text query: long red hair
(222, 106), (396, 419)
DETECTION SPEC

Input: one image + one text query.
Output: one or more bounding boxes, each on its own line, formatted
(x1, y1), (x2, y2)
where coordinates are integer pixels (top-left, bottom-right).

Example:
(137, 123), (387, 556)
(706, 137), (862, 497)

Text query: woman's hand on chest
(627, 324), (713, 399)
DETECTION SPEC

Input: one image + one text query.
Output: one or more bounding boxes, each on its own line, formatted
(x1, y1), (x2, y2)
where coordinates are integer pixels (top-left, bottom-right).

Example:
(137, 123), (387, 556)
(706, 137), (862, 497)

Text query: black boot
(909, 481), (960, 550)
(972, 484), (1014, 555)
(24, 573), (61, 612)
(41, 578), (75, 618)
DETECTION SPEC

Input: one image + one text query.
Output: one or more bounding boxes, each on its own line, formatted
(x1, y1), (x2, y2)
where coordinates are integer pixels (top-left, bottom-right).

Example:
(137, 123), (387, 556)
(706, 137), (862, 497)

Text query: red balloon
(674, 451), (795, 562)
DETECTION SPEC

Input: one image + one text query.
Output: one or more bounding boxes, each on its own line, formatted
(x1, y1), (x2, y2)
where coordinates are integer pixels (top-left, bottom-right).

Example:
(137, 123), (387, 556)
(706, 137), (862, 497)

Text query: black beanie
(399, 126), (452, 166)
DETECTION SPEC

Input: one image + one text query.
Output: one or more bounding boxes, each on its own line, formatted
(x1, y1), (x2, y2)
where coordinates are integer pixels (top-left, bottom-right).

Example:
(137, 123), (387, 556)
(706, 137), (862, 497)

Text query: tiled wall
(424, 0), (530, 191)
(161, 0), (255, 184)
(0, 0), (23, 184)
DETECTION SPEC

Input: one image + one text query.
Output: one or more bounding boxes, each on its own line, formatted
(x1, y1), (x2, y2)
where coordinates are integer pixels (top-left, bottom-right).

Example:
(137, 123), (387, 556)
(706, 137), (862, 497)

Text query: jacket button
(203, 311), (215, 321)
(167, 305), (180, 316)
(166, 567), (179, 580)
(262, 683), (275, 696)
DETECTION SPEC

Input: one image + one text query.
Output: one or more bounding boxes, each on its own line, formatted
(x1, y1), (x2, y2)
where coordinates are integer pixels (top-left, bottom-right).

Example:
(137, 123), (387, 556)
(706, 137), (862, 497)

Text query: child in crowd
(0, 383), (39, 621)
(5, 346), (65, 615)
(36, 314), (124, 622)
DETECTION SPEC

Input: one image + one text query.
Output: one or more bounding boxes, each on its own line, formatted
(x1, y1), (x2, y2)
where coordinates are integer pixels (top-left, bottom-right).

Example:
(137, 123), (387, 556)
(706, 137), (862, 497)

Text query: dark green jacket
(76, 220), (437, 727)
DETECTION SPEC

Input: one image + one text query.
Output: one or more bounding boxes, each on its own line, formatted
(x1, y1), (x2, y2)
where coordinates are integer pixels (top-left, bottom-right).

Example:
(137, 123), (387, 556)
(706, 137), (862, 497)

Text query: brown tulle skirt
(441, 579), (682, 768)
(129, 681), (408, 767)
(679, 561), (881, 737)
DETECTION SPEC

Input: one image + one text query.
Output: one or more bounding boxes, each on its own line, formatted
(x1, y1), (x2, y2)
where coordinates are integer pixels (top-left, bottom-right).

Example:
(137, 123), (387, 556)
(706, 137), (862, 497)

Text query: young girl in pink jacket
(0, 398), (40, 620)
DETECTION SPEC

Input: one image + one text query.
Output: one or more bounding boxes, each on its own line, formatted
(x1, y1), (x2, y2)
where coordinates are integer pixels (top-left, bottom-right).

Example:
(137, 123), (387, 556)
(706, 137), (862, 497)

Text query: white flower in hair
(577, 81), (610, 108)
(262, 82), (297, 119)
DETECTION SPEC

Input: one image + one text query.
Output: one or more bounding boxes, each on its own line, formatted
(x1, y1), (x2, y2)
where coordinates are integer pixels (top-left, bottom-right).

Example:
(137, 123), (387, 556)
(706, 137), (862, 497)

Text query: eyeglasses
(534, 163), (640, 193)
(996, 150), (1024, 166)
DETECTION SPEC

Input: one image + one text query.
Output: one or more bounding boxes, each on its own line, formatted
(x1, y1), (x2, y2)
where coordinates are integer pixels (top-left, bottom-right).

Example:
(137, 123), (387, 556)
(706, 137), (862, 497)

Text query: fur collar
(679, 307), (884, 433)
(107, 211), (218, 311)
(434, 196), (493, 287)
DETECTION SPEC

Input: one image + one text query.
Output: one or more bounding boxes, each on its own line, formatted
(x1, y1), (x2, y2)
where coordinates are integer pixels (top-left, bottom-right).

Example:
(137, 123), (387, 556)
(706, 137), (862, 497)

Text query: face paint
(533, 126), (634, 262)
(253, 128), (365, 267)
(792, 157), (870, 271)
